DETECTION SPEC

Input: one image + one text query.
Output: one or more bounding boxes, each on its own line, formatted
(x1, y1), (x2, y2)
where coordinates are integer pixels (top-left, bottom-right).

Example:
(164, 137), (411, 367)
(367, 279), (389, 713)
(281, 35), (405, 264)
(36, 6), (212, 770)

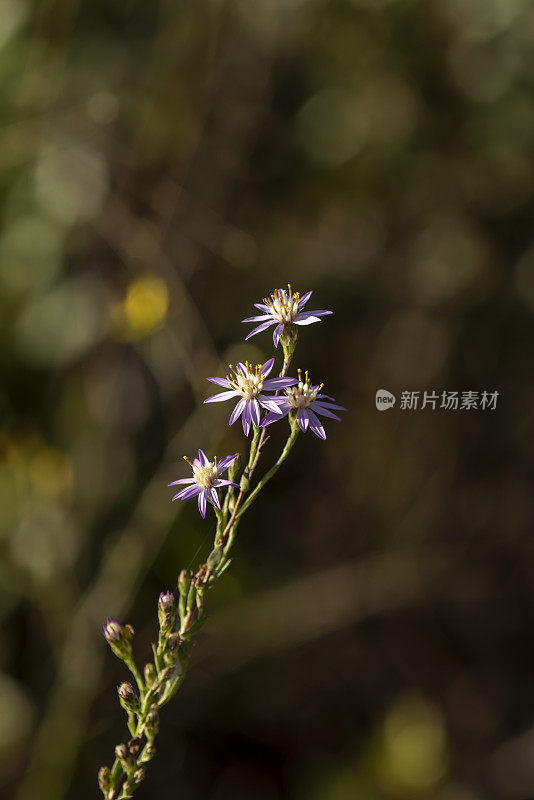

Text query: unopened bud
(164, 632), (181, 665)
(98, 766), (111, 793)
(115, 743), (133, 771)
(145, 708), (159, 738)
(102, 618), (134, 660)
(134, 767), (146, 784)
(117, 682), (139, 713)
(128, 737), (142, 757)
(178, 569), (190, 597)
(158, 591), (176, 634)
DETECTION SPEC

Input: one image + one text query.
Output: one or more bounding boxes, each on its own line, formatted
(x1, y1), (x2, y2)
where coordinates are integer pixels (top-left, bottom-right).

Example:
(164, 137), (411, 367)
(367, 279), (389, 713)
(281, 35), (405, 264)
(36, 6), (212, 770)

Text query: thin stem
(124, 657), (144, 696)
(237, 421), (299, 518)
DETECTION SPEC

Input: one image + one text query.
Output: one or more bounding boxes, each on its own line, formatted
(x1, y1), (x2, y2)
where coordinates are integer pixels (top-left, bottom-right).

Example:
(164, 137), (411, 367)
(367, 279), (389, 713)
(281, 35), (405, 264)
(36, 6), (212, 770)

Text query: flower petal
(307, 408), (326, 440)
(209, 488), (220, 509)
(303, 309), (332, 317)
(310, 402), (341, 421)
(250, 398), (261, 427)
(262, 377), (298, 389)
(237, 362), (247, 376)
(298, 290), (312, 309)
(242, 402), (252, 436)
(216, 453), (239, 473)
(261, 409), (289, 426)
(314, 400), (346, 410)
(297, 408), (310, 432)
(173, 484), (202, 501)
(245, 320), (275, 341)
(198, 449), (209, 466)
(207, 376), (231, 388)
(168, 477), (195, 487)
(198, 491), (207, 518)
(213, 478), (240, 488)
(273, 323), (284, 347)
(258, 395), (286, 414)
(241, 314), (272, 323)
(294, 314), (322, 326)
(229, 398), (246, 425)
(204, 390), (239, 404)
(261, 357), (275, 377)
(254, 303), (271, 312)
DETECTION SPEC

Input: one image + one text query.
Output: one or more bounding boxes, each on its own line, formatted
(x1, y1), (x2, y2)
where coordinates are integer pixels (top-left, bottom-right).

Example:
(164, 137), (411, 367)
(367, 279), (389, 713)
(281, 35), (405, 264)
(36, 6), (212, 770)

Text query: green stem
(124, 657), (144, 696)
(237, 421), (299, 518)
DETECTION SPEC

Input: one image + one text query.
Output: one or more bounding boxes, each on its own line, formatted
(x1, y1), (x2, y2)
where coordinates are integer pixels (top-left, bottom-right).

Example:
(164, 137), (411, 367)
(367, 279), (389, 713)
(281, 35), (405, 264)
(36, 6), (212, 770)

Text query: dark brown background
(1, 0), (534, 798)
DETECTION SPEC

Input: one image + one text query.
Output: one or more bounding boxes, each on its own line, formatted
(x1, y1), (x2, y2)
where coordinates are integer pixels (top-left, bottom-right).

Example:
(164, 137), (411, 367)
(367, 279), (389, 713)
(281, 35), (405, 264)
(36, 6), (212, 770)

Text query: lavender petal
(262, 377), (298, 389)
(258, 396), (286, 414)
(198, 449), (209, 466)
(168, 477), (196, 487)
(204, 390), (239, 404)
(298, 290), (312, 309)
(261, 409), (290, 427)
(216, 453), (239, 473)
(261, 357), (275, 377)
(310, 402), (342, 421)
(303, 309), (332, 317)
(245, 320), (275, 341)
(294, 314), (322, 326)
(209, 488), (220, 510)
(254, 302), (271, 312)
(229, 398), (246, 425)
(250, 398), (261, 427)
(173, 484), (202, 501)
(206, 376), (231, 388)
(242, 402), (252, 435)
(297, 408), (310, 432)
(237, 362), (247, 376)
(214, 478), (240, 488)
(242, 314), (272, 323)
(307, 408), (326, 440)
(273, 323), (284, 347)
(198, 491), (207, 518)
(314, 400), (346, 411)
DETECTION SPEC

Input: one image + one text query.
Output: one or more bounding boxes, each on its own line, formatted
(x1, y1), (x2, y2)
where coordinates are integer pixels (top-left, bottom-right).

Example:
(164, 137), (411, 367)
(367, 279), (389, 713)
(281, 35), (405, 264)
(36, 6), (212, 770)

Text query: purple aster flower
(242, 285), (333, 347)
(261, 369), (345, 439)
(168, 449), (240, 518)
(204, 358), (297, 436)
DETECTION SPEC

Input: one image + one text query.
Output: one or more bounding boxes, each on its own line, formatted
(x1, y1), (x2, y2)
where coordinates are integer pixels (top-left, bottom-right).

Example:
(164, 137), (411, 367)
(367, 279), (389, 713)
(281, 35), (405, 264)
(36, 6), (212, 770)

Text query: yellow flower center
(285, 369), (323, 409)
(227, 362), (264, 400)
(263, 284), (300, 324)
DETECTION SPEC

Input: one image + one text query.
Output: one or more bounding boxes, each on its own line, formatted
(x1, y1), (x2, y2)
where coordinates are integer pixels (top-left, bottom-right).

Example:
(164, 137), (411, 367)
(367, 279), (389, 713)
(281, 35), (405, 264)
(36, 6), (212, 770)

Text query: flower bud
(178, 569), (190, 597)
(145, 708), (159, 739)
(98, 766), (111, 793)
(117, 682), (139, 713)
(115, 742), (134, 771)
(134, 767), (146, 784)
(163, 632), (181, 665)
(158, 591), (176, 634)
(144, 663), (156, 688)
(102, 618), (134, 660)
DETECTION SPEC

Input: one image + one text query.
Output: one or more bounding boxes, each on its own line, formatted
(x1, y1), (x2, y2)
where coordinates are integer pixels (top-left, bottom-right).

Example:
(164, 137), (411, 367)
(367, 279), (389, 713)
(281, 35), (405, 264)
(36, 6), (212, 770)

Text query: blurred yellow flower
(112, 274), (169, 340)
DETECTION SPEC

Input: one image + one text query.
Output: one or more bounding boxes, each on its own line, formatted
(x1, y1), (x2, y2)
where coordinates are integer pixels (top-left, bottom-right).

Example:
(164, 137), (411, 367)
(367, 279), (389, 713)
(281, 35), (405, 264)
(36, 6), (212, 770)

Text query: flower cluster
(168, 287), (344, 517)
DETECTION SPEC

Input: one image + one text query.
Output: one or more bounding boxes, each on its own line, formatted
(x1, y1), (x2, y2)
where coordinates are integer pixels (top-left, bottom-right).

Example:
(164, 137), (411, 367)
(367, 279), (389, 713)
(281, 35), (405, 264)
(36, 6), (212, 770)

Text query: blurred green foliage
(1, 0), (533, 798)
